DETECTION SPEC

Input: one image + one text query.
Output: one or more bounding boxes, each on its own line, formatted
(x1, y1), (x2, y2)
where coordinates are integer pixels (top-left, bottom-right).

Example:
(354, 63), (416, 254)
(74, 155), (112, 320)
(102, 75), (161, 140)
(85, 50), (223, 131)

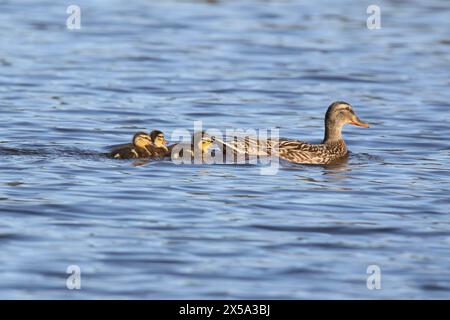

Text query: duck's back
(109, 145), (141, 159)
(146, 144), (169, 158)
(276, 139), (347, 164)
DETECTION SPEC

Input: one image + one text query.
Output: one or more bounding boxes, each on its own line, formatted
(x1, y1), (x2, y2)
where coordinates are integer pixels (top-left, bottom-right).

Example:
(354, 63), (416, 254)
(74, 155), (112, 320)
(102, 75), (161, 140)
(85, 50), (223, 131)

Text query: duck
(109, 130), (168, 159)
(168, 131), (215, 162)
(215, 101), (369, 164)
(148, 130), (170, 157)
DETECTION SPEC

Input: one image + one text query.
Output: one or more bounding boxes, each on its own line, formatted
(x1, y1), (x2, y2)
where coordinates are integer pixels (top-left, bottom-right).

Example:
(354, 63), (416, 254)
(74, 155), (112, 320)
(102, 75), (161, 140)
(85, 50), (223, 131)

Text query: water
(1, 0), (449, 299)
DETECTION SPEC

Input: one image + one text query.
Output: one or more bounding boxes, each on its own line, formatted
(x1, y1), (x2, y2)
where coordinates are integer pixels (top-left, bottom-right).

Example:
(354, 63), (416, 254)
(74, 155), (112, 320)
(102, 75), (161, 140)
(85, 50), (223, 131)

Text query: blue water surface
(0, 0), (449, 299)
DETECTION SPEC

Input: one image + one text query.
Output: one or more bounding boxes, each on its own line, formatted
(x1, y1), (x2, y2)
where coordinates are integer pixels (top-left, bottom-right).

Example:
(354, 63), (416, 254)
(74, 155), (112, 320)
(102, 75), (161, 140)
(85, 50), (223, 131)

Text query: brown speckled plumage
(275, 138), (348, 164)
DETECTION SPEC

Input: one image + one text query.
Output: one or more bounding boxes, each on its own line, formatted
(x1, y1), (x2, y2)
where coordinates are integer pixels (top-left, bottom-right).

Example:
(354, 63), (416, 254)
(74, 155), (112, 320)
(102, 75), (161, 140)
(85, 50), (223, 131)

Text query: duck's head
(193, 131), (215, 153)
(150, 130), (168, 148)
(325, 101), (369, 129)
(323, 101), (369, 143)
(133, 132), (153, 149)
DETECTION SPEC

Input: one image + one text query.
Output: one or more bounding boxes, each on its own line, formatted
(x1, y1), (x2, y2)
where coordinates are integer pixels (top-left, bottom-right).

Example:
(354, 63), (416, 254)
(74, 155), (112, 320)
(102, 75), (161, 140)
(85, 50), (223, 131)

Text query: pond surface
(0, 0), (449, 299)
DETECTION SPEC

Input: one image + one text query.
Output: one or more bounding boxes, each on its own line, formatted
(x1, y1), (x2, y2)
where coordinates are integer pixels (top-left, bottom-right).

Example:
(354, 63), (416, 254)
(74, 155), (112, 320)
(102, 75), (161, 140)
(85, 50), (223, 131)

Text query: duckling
(215, 101), (369, 164)
(168, 131), (215, 162)
(147, 130), (169, 158)
(110, 131), (168, 159)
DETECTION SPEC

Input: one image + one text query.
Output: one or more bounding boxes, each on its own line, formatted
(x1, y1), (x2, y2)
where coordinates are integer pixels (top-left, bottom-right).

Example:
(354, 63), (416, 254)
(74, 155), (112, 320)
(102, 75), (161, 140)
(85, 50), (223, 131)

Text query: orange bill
(350, 116), (369, 128)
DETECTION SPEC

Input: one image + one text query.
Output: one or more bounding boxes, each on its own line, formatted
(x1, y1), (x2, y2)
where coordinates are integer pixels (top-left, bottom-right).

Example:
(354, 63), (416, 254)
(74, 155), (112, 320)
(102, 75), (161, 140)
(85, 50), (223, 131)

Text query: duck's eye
(343, 107), (353, 113)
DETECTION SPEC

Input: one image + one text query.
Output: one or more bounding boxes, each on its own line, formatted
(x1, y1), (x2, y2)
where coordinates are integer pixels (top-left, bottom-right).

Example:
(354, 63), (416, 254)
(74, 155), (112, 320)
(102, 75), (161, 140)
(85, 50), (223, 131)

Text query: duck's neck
(322, 120), (344, 144)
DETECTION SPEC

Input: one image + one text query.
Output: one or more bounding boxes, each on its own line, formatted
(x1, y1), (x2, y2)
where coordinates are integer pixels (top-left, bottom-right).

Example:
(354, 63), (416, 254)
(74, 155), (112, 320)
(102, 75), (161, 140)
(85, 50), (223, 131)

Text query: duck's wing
(215, 135), (331, 163)
(109, 145), (139, 159)
(144, 144), (169, 158)
(275, 140), (327, 164)
(215, 136), (277, 156)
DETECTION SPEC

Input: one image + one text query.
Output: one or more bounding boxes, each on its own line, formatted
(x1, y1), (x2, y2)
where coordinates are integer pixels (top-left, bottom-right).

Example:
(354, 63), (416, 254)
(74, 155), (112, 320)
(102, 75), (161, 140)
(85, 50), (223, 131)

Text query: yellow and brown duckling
(215, 101), (369, 164)
(110, 130), (168, 159)
(168, 131), (215, 162)
(148, 130), (169, 157)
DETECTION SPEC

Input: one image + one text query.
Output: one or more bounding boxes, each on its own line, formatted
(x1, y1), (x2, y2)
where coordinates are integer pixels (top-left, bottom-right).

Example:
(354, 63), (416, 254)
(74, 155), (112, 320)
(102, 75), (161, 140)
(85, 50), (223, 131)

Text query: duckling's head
(200, 136), (215, 153)
(325, 101), (369, 129)
(150, 130), (168, 148)
(133, 132), (153, 149)
(193, 131), (215, 153)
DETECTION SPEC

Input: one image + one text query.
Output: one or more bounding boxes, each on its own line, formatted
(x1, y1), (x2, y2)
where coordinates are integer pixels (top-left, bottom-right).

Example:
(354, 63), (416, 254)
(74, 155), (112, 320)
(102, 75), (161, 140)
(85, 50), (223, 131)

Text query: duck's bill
(350, 116), (369, 128)
(202, 136), (215, 143)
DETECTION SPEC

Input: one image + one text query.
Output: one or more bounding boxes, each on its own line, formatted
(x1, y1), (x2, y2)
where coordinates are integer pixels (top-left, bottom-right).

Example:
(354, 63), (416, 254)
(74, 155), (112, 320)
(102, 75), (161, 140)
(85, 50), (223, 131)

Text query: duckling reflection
(168, 131), (215, 163)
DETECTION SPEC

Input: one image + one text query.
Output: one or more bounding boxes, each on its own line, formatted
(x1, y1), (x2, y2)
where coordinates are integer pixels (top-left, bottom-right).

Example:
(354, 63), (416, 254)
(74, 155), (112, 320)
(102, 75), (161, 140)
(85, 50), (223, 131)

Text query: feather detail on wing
(215, 135), (348, 164)
(275, 140), (324, 164)
(215, 136), (278, 156)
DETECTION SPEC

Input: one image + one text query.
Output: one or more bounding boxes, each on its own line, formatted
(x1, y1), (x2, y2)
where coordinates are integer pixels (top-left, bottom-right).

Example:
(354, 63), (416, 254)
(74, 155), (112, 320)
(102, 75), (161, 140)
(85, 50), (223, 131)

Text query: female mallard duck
(168, 131), (215, 162)
(110, 130), (168, 159)
(215, 101), (369, 164)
